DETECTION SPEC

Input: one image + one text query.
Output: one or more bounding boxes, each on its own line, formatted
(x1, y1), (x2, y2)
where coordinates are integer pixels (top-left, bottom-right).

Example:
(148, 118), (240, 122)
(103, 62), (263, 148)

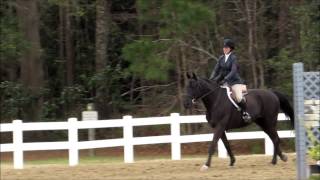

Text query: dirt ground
(0, 139), (295, 161)
(1, 154), (300, 180)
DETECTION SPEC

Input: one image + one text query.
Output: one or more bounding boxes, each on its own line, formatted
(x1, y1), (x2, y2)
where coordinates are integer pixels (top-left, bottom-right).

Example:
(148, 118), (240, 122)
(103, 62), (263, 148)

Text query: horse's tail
(272, 91), (294, 127)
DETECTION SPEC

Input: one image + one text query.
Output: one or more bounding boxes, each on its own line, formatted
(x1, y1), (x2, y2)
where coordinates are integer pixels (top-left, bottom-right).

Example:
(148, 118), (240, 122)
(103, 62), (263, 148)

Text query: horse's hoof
(280, 154), (288, 162)
(271, 160), (277, 165)
(230, 158), (236, 166)
(200, 165), (209, 171)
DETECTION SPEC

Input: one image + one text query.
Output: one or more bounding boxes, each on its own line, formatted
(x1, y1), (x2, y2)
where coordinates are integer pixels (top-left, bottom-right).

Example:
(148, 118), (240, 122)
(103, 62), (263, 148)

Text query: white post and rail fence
(0, 113), (294, 169)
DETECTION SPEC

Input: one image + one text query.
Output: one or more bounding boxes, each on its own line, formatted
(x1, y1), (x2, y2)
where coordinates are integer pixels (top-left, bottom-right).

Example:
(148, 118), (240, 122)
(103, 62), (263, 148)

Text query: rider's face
(223, 47), (231, 54)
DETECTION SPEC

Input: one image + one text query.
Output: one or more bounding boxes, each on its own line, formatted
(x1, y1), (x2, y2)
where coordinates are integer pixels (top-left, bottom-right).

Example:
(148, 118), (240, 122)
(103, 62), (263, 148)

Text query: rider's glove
(220, 79), (227, 85)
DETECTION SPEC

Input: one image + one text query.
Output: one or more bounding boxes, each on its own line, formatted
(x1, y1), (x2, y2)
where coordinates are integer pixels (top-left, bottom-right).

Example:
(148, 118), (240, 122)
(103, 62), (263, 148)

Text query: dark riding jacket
(209, 53), (244, 86)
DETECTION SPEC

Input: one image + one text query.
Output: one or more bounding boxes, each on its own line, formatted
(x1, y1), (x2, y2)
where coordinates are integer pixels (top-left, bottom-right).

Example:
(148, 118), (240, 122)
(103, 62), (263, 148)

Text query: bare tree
(231, 0), (263, 88)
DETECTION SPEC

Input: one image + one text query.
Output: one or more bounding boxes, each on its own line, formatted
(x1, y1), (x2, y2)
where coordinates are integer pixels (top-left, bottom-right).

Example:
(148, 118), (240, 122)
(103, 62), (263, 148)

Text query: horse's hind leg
(268, 130), (288, 163)
(267, 129), (281, 164)
(256, 121), (286, 165)
(221, 132), (236, 166)
(273, 132), (287, 162)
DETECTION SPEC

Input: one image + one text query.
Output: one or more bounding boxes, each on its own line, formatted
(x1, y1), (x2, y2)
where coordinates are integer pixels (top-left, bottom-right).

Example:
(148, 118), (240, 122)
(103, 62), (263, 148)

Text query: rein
(192, 84), (220, 104)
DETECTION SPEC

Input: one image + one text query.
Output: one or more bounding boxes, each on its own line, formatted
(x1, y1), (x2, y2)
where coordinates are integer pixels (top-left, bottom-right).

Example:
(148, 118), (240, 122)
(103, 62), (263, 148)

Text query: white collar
(224, 52), (231, 62)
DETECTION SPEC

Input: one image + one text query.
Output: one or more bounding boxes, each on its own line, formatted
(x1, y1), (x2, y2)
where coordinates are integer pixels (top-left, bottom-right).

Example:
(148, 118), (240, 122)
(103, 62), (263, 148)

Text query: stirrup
(242, 112), (251, 123)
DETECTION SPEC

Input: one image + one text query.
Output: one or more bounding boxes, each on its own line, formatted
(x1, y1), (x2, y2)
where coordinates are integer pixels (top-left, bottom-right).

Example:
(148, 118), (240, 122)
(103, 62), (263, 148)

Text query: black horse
(183, 73), (294, 171)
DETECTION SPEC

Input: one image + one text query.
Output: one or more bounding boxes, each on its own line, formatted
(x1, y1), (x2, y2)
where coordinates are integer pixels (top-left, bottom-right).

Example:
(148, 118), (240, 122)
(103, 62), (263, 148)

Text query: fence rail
(0, 113), (295, 169)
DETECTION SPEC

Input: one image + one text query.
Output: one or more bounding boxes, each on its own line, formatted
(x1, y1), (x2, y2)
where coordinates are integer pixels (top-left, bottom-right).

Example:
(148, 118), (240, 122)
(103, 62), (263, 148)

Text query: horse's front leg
(201, 126), (225, 171)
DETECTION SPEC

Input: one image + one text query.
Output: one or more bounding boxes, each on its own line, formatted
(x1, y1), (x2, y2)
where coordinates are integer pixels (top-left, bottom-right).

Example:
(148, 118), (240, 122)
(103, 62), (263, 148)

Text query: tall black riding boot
(238, 99), (252, 123)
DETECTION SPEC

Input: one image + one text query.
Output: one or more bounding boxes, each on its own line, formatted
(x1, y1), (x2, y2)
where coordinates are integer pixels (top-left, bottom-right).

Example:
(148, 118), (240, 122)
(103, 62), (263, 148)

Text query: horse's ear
(192, 72), (198, 80)
(186, 72), (191, 79)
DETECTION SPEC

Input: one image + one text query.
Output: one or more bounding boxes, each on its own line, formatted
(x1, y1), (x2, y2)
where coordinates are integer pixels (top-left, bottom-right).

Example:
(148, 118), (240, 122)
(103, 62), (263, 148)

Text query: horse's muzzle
(183, 97), (193, 109)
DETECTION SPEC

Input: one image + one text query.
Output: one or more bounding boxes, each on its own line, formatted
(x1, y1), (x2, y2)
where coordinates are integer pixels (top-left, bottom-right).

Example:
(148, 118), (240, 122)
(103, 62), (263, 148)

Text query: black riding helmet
(223, 38), (235, 50)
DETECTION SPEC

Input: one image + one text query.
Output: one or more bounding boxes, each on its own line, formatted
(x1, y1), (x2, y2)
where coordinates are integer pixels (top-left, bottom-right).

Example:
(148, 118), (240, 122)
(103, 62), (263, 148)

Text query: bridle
(190, 83), (220, 104)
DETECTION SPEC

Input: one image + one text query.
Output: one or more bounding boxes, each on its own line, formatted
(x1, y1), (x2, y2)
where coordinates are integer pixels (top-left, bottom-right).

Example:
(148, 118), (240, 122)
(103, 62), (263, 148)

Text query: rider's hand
(219, 80), (226, 86)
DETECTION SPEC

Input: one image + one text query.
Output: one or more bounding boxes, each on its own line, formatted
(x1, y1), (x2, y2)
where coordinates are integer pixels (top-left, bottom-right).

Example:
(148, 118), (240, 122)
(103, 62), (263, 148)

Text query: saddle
(220, 85), (247, 111)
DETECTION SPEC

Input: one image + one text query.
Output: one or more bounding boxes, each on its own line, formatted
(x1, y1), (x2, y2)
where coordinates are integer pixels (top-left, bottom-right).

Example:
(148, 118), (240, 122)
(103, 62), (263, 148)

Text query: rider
(209, 38), (251, 122)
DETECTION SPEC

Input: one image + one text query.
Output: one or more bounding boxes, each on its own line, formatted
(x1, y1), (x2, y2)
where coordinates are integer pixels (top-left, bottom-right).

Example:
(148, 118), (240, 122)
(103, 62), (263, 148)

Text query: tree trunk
(7, 64), (18, 81)
(176, 55), (186, 134)
(95, 0), (110, 71)
(252, 1), (265, 88)
(278, 0), (289, 48)
(176, 57), (183, 112)
(245, 0), (258, 88)
(95, 0), (111, 118)
(130, 76), (136, 103)
(180, 45), (192, 133)
(58, 3), (65, 86)
(180, 45), (188, 102)
(16, 0), (43, 121)
(291, 0), (303, 54)
(65, 0), (74, 86)
(59, 4), (65, 62)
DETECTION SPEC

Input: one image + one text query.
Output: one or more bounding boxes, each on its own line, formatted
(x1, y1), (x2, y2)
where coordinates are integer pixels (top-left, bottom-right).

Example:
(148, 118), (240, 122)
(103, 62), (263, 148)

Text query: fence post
(68, 118), (78, 166)
(82, 110), (98, 157)
(123, 115), (134, 163)
(218, 139), (227, 158)
(170, 113), (181, 160)
(293, 63), (308, 179)
(13, 120), (23, 169)
(264, 136), (273, 156)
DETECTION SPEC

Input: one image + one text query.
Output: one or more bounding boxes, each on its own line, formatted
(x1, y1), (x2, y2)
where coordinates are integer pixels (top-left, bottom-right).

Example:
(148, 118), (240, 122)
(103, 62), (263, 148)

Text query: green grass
(0, 156), (123, 166)
(250, 144), (263, 154)
(27, 158), (69, 165)
(309, 175), (320, 180)
(0, 155), (172, 166)
(0, 154), (210, 166)
(31, 156), (126, 165)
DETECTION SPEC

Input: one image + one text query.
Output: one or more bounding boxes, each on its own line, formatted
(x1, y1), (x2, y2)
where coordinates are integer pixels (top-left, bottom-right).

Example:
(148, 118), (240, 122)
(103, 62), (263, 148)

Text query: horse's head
(183, 73), (218, 109)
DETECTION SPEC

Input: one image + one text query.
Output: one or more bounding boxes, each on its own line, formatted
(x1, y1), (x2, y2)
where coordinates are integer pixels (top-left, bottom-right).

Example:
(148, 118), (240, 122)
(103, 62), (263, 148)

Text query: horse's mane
(197, 78), (218, 90)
